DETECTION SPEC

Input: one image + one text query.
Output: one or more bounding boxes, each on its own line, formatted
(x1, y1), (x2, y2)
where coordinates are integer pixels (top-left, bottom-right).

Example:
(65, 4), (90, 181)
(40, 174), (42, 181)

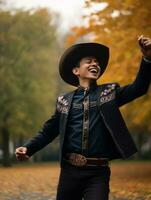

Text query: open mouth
(88, 67), (100, 74)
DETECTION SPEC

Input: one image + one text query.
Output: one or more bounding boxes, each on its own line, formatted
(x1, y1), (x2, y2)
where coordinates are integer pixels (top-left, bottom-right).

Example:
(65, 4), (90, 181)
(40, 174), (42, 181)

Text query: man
(15, 35), (151, 200)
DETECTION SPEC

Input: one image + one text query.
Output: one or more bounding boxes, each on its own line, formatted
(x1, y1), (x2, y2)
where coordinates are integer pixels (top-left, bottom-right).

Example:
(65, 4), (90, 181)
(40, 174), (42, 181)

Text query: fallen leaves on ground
(0, 161), (151, 200)
(110, 161), (151, 199)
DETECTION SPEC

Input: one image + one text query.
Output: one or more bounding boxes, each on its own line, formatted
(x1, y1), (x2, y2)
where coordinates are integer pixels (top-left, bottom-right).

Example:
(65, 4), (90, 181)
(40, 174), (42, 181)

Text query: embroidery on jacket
(57, 96), (69, 114)
(100, 83), (116, 106)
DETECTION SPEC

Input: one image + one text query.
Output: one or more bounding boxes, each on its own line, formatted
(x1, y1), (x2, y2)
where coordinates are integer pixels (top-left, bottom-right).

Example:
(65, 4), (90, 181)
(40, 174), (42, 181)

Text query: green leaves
(0, 9), (60, 152)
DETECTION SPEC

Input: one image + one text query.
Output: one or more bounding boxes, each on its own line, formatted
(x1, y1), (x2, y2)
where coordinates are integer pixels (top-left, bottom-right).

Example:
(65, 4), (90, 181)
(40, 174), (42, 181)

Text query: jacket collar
(77, 82), (98, 92)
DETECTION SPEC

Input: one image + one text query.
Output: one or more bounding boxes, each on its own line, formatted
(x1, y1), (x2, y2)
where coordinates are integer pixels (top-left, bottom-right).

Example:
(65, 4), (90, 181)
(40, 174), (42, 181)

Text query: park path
(0, 162), (151, 200)
(0, 192), (146, 200)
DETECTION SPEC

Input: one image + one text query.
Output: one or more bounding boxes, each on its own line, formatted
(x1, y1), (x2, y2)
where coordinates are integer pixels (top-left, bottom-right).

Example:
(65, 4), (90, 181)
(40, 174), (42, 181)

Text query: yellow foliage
(66, 0), (151, 133)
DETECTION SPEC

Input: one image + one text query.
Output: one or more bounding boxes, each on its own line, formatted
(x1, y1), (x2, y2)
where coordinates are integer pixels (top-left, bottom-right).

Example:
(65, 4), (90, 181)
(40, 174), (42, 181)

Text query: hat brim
(59, 43), (109, 86)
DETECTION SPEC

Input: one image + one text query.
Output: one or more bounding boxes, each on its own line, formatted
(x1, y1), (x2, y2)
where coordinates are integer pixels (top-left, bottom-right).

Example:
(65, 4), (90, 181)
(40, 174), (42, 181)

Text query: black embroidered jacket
(23, 59), (151, 165)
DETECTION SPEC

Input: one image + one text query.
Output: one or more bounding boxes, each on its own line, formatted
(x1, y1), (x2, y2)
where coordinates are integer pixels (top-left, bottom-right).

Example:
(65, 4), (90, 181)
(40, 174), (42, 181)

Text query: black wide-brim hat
(59, 43), (109, 86)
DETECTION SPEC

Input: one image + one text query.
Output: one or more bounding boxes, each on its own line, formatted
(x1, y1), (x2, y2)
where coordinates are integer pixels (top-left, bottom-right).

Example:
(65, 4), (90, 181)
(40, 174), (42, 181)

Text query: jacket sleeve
(115, 58), (151, 107)
(23, 100), (60, 157)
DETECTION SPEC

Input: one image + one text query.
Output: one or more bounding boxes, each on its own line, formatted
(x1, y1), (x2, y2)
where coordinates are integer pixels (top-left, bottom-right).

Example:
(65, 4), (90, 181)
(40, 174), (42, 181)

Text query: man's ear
(72, 67), (79, 76)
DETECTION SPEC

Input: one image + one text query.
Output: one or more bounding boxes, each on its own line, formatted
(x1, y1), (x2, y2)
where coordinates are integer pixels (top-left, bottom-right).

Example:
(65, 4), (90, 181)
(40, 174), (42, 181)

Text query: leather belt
(64, 153), (109, 167)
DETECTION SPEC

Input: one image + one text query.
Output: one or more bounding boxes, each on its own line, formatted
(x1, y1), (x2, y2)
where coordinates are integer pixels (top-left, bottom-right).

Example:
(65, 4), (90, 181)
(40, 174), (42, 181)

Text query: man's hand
(138, 35), (151, 60)
(15, 147), (30, 161)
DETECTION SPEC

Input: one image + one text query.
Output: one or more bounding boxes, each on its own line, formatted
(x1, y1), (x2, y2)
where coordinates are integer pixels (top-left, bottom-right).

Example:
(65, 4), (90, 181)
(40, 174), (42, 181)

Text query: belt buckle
(69, 153), (87, 167)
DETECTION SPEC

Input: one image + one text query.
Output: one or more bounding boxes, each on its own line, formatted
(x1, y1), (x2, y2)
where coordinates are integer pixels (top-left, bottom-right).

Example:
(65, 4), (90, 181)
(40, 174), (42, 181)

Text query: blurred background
(0, 0), (151, 166)
(0, 0), (151, 199)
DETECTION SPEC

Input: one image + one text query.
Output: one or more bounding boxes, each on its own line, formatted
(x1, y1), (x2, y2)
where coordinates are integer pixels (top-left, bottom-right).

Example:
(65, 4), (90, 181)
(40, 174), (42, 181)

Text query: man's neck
(78, 79), (97, 89)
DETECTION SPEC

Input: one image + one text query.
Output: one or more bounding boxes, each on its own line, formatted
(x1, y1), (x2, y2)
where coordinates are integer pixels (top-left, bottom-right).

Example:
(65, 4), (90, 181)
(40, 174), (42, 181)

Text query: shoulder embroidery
(100, 83), (116, 97)
(100, 83), (116, 105)
(57, 96), (69, 114)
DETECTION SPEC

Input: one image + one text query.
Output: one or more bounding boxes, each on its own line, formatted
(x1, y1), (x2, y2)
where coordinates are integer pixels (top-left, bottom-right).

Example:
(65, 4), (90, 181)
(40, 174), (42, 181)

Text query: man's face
(72, 56), (101, 80)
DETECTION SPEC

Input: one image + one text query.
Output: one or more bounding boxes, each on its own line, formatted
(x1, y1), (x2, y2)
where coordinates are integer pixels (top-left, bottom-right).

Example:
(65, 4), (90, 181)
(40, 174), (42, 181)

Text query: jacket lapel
(60, 90), (76, 148)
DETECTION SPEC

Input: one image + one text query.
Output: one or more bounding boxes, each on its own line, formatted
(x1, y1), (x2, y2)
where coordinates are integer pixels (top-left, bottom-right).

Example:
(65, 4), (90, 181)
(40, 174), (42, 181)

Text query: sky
(3, 0), (107, 32)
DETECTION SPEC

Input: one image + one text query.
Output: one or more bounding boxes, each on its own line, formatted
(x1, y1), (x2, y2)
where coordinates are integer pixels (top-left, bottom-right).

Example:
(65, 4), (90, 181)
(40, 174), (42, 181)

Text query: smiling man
(72, 56), (101, 85)
(15, 35), (151, 200)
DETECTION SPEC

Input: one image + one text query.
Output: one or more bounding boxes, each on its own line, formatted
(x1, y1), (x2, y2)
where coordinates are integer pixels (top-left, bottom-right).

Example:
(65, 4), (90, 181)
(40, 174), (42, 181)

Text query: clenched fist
(138, 35), (151, 60)
(15, 147), (29, 161)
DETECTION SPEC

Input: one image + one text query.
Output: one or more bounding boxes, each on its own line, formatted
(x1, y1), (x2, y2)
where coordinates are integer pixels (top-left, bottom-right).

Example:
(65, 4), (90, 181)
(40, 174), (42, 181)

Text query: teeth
(89, 68), (98, 73)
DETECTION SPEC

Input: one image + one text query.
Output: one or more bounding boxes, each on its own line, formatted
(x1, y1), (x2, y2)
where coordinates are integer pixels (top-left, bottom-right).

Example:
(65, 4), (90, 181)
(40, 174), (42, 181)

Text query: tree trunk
(1, 127), (12, 167)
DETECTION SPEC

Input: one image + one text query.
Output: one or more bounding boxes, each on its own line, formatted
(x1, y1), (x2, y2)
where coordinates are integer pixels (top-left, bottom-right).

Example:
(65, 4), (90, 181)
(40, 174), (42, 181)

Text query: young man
(15, 35), (151, 200)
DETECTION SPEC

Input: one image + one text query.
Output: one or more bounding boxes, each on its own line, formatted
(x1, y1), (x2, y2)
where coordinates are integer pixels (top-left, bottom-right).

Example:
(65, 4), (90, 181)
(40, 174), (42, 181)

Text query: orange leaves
(66, 35), (76, 46)
(65, 0), (151, 134)
(110, 162), (151, 199)
(0, 162), (151, 199)
(0, 163), (60, 198)
(66, 27), (89, 46)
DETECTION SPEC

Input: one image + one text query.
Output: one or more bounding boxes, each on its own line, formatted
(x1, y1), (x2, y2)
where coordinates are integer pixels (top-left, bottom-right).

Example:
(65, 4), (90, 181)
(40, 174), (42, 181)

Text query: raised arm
(116, 35), (151, 107)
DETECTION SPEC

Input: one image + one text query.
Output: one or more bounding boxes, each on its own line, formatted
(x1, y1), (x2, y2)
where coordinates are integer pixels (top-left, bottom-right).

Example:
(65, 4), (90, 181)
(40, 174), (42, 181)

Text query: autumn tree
(67, 0), (151, 157)
(0, 9), (61, 166)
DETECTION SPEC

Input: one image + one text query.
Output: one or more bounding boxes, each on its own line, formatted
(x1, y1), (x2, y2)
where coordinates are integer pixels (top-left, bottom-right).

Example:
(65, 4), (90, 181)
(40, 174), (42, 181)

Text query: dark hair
(75, 59), (80, 68)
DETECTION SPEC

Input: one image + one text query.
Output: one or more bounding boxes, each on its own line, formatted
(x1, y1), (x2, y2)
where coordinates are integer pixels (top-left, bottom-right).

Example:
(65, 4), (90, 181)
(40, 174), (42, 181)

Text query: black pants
(56, 162), (111, 200)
